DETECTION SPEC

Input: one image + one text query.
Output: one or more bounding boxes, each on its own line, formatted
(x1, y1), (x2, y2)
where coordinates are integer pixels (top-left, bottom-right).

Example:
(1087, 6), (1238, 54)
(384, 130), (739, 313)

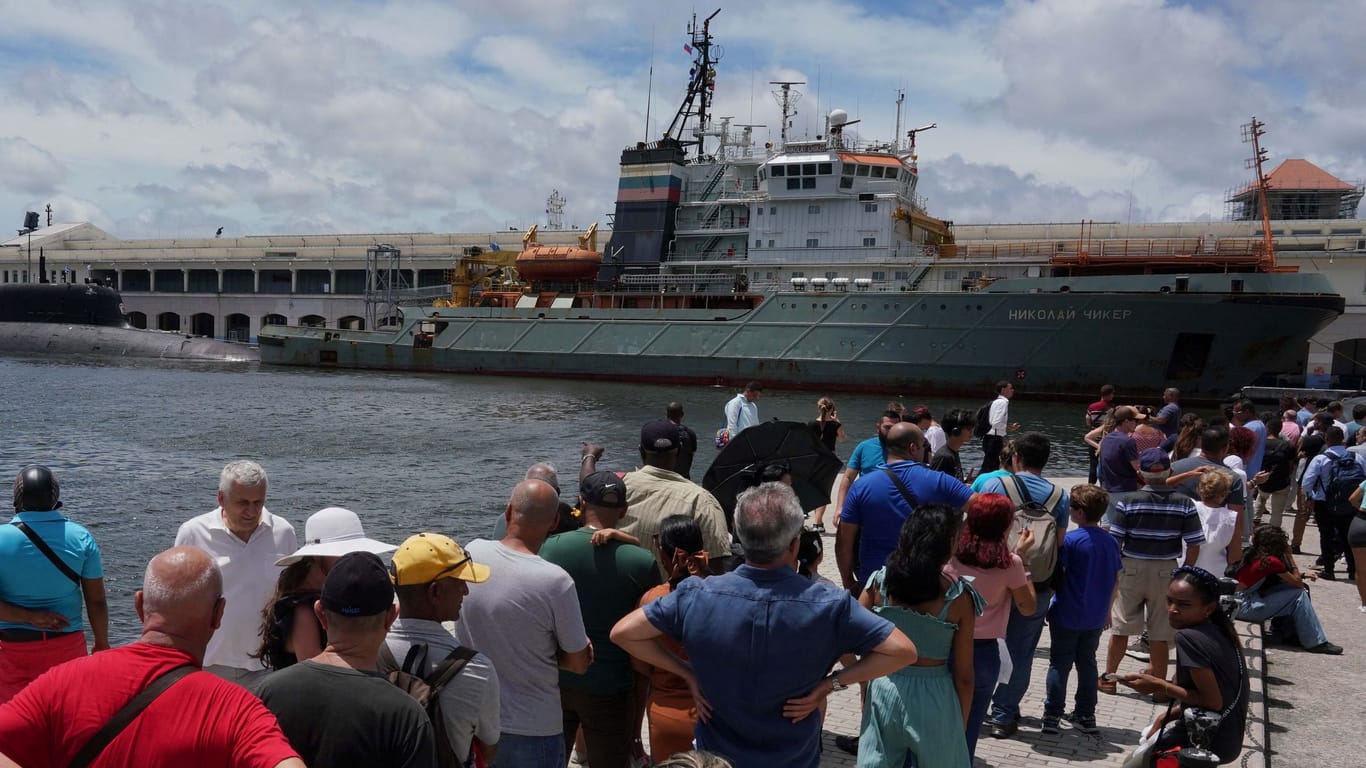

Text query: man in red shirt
(0, 547), (302, 768)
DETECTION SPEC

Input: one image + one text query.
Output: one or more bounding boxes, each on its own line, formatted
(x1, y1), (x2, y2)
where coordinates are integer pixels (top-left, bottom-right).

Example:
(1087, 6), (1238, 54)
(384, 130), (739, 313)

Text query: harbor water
(1, 356), (1100, 643)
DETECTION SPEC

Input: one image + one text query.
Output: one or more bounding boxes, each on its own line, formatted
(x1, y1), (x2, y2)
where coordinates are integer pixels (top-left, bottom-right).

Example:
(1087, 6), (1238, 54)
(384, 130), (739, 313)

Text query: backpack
(1323, 452), (1365, 519)
(379, 642), (478, 768)
(1000, 474), (1065, 583)
(972, 401), (993, 438)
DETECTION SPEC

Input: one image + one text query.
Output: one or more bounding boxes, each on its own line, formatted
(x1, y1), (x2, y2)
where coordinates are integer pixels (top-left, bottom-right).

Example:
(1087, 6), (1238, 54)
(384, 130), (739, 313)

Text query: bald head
(142, 546), (222, 619)
(509, 479), (560, 525)
(524, 463), (561, 495)
(885, 422), (925, 460)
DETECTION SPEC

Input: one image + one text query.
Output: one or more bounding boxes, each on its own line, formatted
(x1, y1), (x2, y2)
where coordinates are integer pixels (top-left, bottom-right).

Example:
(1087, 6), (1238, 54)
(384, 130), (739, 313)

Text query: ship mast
(1241, 117), (1277, 272)
(769, 80), (804, 147)
(663, 9), (721, 160)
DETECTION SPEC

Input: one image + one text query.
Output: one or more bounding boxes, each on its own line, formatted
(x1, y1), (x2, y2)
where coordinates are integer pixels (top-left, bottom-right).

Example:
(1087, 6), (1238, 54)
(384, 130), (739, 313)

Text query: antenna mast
(893, 90), (904, 153)
(663, 9), (721, 159)
(546, 190), (566, 230)
(1241, 117), (1276, 271)
(769, 80), (805, 146)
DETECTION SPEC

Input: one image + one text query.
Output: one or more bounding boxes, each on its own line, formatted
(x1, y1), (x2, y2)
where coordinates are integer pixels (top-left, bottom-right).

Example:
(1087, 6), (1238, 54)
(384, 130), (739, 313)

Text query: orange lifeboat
(515, 244), (602, 282)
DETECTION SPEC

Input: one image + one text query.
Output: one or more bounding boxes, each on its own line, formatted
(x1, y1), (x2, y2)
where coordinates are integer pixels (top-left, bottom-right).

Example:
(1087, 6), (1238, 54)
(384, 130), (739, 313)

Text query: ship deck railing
(954, 237), (1269, 267)
(666, 242), (936, 264)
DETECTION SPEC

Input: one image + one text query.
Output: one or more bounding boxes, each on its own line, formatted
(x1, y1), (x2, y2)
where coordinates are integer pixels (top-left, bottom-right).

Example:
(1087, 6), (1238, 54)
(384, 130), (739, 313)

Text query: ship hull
(259, 276), (1343, 402)
(0, 322), (259, 362)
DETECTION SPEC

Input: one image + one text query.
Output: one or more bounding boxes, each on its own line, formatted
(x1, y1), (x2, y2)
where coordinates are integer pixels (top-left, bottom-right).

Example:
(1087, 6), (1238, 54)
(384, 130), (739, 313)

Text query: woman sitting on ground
(634, 515), (712, 763)
(1119, 566), (1250, 765)
(942, 493), (1035, 761)
(857, 504), (980, 768)
(1232, 525), (1342, 654)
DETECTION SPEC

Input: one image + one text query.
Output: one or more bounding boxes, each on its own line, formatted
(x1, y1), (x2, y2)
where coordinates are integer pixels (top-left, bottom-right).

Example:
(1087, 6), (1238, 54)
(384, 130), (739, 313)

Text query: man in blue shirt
(611, 482), (917, 768)
(831, 409), (902, 522)
(0, 465), (108, 702)
(1152, 388), (1181, 439)
(1233, 399), (1268, 480)
(980, 433), (1070, 738)
(723, 381), (763, 438)
(835, 423), (975, 592)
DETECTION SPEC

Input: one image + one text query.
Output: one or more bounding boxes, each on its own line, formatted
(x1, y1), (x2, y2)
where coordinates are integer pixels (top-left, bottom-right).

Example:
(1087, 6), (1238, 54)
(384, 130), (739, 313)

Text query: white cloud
(0, 0), (1359, 237)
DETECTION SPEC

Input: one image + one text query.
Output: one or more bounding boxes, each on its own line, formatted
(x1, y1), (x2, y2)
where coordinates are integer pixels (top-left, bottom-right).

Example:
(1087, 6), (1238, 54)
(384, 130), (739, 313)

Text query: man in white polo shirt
(174, 460), (295, 672)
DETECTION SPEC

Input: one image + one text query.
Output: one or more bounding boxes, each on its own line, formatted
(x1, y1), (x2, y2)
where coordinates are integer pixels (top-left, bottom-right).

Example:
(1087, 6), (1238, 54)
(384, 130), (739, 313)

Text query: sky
(1, 0), (1363, 240)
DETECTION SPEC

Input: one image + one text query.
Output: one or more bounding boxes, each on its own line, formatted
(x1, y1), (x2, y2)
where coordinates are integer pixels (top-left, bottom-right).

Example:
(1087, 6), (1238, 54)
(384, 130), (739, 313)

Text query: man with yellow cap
(385, 533), (499, 768)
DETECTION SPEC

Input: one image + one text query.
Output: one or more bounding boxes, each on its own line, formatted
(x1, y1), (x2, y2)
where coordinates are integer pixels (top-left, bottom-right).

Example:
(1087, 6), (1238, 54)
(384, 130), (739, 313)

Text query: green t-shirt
(540, 528), (663, 694)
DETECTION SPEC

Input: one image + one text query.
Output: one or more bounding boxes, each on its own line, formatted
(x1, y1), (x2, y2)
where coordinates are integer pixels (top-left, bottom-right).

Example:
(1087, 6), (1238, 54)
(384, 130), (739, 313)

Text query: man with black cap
(257, 551), (436, 767)
(386, 533), (499, 767)
(0, 464), (108, 702)
(541, 472), (662, 768)
(1101, 449), (1205, 693)
(592, 420), (731, 573)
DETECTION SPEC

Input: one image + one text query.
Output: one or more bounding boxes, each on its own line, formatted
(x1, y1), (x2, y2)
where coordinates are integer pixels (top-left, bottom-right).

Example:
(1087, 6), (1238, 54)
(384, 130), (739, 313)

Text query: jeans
(966, 639), (1001, 759)
(561, 686), (635, 768)
(990, 588), (1051, 725)
(492, 733), (565, 768)
(1043, 624), (1102, 718)
(1237, 582), (1328, 648)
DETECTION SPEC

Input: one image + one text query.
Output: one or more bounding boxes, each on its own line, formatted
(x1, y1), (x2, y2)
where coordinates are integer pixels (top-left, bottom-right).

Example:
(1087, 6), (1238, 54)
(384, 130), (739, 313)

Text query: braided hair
(1170, 565), (1238, 648)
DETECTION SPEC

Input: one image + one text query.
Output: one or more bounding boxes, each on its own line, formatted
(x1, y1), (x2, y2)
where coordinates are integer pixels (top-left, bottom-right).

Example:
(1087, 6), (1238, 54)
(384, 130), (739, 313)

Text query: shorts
(1348, 514), (1366, 549)
(1111, 557), (1177, 643)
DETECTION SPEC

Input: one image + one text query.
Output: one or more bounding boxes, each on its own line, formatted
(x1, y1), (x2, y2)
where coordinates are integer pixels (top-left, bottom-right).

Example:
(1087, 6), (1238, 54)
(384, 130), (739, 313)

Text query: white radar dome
(829, 108), (849, 127)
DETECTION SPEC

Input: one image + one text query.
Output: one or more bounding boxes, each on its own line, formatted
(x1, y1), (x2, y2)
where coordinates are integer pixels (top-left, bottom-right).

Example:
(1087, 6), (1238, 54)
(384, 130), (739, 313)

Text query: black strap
(13, 521), (81, 584)
(882, 467), (919, 510)
(67, 664), (196, 768)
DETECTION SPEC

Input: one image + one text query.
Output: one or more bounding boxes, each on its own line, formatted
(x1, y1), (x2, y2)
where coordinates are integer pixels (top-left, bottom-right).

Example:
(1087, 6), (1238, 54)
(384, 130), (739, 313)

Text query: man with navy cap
(542, 472), (661, 768)
(257, 551), (436, 767)
(1101, 449), (1205, 691)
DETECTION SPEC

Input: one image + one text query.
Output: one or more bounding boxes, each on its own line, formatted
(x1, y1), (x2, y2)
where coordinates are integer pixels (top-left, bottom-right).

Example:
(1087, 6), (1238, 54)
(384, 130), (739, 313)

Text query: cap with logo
(320, 551), (395, 617)
(390, 533), (490, 586)
(580, 470), (628, 509)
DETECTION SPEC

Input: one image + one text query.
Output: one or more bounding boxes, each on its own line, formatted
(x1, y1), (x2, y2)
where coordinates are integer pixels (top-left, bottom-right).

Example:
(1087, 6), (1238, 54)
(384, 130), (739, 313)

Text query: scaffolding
(364, 244), (408, 329)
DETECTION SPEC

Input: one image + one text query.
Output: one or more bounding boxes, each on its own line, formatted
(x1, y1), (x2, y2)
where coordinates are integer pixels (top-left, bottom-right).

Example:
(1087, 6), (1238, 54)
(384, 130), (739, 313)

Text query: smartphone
(1101, 672), (1120, 682)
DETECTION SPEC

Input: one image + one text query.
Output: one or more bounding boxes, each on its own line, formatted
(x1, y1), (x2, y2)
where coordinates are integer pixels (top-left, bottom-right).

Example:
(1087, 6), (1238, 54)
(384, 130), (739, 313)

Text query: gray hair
(524, 462), (560, 494)
(656, 752), (734, 768)
(734, 481), (804, 564)
(218, 460), (267, 494)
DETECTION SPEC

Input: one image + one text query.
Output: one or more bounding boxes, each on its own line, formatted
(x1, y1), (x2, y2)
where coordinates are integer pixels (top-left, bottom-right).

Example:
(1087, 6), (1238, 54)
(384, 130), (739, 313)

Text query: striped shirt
(1109, 487), (1205, 560)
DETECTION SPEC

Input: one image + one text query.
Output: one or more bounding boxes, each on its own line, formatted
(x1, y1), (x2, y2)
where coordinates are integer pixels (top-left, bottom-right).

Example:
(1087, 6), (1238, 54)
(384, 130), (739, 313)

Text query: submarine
(0, 282), (258, 362)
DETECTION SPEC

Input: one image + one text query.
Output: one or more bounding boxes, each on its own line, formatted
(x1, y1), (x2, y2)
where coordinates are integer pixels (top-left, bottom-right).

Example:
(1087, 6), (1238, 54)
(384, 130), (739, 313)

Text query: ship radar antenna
(664, 9), (722, 160)
(769, 80), (805, 147)
(546, 189), (567, 230)
(1240, 117), (1277, 271)
(906, 123), (937, 161)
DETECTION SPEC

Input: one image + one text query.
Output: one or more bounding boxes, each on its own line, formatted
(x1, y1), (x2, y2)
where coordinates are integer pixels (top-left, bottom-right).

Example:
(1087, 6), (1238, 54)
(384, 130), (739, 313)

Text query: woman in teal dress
(857, 504), (982, 768)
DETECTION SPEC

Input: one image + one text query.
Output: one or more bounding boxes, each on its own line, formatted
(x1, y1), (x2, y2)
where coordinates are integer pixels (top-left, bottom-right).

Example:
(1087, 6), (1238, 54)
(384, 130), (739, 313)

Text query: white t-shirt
(454, 540), (589, 737)
(174, 507), (296, 670)
(988, 395), (1010, 437)
(925, 424), (947, 454)
(725, 394), (759, 435)
(1191, 502), (1237, 575)
(386, 617), (501, 760)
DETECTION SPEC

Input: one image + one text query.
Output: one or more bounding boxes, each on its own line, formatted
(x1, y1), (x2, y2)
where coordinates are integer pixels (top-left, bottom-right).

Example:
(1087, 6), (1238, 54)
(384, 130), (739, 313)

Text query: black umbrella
(703, 420), (844, 527)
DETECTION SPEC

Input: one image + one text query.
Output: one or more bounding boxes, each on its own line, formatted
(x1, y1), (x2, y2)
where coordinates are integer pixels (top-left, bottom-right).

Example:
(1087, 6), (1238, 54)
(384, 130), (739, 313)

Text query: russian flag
(683, 43), (693, 55)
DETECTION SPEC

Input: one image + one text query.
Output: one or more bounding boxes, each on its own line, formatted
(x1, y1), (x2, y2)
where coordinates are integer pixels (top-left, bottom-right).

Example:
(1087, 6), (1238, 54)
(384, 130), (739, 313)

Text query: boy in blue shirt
(1042, 483), (1122, 735)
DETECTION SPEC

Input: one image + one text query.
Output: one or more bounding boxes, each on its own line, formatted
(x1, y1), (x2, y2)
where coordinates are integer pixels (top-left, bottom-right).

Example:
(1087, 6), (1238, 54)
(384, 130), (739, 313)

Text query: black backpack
(1323, 452), (1365, 519)
(379, 642), (479, 768)
(972, 402), (993, 438)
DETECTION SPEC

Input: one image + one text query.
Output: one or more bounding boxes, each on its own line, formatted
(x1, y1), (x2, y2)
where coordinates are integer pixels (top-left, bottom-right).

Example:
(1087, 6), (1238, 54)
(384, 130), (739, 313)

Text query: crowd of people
(0, 382), (1358, 768)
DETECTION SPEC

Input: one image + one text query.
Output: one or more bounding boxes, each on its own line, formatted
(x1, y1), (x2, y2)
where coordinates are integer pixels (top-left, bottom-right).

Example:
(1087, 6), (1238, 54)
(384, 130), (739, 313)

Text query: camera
(1215, 576), (1239, 620)
(1177, 707), (1223, 767)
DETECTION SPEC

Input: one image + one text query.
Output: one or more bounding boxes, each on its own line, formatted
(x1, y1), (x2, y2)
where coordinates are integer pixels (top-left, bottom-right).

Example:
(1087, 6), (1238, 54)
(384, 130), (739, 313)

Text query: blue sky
(0, 0), (1362, 238)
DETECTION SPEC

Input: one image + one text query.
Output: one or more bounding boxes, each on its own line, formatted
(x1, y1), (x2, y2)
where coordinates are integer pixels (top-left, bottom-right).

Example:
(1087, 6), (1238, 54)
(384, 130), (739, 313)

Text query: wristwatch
(829, 671), (848, 692)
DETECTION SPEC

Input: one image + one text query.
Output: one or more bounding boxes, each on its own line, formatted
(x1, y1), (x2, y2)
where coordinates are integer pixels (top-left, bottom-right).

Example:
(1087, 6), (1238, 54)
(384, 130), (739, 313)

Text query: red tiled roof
(1263, 159), (1355, 191)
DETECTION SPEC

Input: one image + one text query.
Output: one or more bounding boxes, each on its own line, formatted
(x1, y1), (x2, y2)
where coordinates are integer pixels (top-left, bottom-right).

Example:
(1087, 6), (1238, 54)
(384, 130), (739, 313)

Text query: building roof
(1239, 159), (1357, 195)
(0, 222), (111, 249)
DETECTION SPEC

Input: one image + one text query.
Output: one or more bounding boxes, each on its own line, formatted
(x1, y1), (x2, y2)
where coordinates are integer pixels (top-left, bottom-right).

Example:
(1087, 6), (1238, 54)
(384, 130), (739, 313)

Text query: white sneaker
(1359, 605), (1366, 613)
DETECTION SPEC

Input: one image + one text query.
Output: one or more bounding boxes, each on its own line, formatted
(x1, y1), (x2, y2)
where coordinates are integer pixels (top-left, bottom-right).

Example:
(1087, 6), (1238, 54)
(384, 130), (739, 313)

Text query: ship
(0, 282), (258, 362)
(258, 11), (1343, 402)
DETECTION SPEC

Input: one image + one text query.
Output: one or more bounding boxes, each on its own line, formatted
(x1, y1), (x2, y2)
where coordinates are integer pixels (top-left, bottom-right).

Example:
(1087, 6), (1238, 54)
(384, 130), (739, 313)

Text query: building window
(757, 207), (763, 216)
(808, 205), (821, 214)
(840, 177), (853, 189)
(765, 271), (775, 280)
(825, 271), (837, 279)
(802, 163), (817, 176)
(819, 162), (833, 175)
(943, 270), (958, 281)
(886, 167), (898, 179)
(864, 203), (878, 213)
(871, 166), (885, 178)
(856, 165), (870, 177)
(768, 239), (775, 247)
(792, 271), (805, 277)
(755, 239), (762, 248)
(872, 271), (886, 280)
(787, 178), (801, 190)
(802, 178), (816, 189)
(806, 239), (819, 248)
(770, 207), (776, 215)
(863, 237), (876, 247)
(771, 165), (786, 177)
(894, 270), (910, 280)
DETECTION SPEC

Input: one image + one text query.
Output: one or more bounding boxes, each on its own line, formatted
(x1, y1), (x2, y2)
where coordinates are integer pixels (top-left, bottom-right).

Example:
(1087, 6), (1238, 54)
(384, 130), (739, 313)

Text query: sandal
(1097, 676), (1117, 695)
(812, 522), (826, 534)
